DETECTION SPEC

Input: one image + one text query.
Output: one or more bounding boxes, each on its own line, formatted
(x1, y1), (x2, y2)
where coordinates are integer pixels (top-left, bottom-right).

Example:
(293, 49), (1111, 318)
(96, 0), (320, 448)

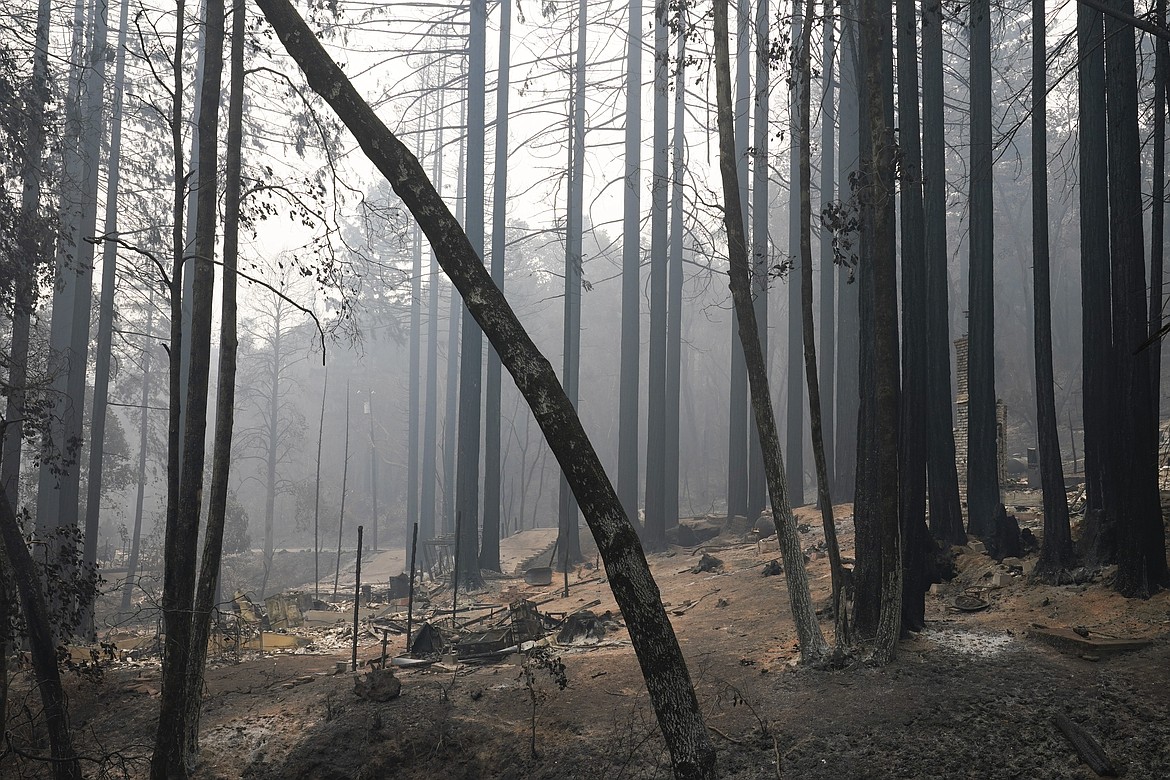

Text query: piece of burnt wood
(1028, 626), (1153, 656)
(1054, 712), (1118, 777)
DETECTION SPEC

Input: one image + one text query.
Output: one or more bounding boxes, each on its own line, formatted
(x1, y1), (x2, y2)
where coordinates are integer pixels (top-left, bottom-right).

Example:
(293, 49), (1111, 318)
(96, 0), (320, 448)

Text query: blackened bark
(255, 1), (717, 773)
(850, 2), (880, 641)
(665, 3), (687, 530)
(557, 0), (587, 565)
(966, 0), (1001, 538)
(786, 0), (806, 509)
(152, 0), (224, 772)
(456, 0), (487, 590)
(645, 0), (669, 547)
(896, 0), (930, 632)
(1103, 0), (1168, 595)
(1031, 0), (1076, 580)
(1152, 0), (1167, 420)
(834, 4), (860, 503)
(726, 0), (751, 522)
(858, 0), (902, 661)
(1077, 8), (1113, 556)
(482, 0), (511, 572)
(1, 0), (51, 501)
(421, 85), (447, 545)
(799, 0), (848, 647)
(183, 1), (245, 766)
(818, 4), (837, 501)
(921, 0), (965, 546)
(713, 0), (830, 665)
(749, 0), (771, 522)
(0, 491), (80, 780)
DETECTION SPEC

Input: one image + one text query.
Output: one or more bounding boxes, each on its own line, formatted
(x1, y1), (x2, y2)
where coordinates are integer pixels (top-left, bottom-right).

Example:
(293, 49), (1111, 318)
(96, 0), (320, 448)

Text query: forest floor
(7, 495), (1170, 780)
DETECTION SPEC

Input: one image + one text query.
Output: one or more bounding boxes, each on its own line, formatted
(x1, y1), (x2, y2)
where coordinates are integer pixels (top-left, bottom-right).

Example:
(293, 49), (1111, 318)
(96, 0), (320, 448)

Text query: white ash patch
(926, 628), (1017, 658)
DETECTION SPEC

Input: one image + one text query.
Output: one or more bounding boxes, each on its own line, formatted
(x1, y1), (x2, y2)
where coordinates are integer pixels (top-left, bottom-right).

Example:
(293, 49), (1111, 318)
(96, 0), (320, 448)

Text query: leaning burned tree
(712, 0), (829, 664)
(252, 0), (716, 776)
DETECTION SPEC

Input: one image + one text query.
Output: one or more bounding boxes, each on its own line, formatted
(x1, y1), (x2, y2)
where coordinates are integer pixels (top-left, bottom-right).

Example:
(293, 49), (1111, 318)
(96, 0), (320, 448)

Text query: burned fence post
(352, 525), (363, 671)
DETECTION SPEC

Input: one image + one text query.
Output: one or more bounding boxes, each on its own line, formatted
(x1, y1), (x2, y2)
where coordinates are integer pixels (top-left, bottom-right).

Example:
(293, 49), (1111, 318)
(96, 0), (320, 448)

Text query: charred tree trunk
(749, 0), (771, 522)
(1031, 0), (1076, 579)
(0, 490), (80, 779)
(834, 3), (861, 503)
(786, 0), (806, 510)
(456, 0), (487, 590)
(481, 0), (511, 572)
(1077, 6), (1114, 559)
(896, 0), (930, 633)
(1104, 0), (1168, 594)
(183, 1), (246, 764)
(256, 3), (718, 772)
(0, 0), (51, 503)
(818, 2), (837, 501)
(921, 0), (965, 546)
(713, 0), (830, 665)
(1152, 0), (1167, 419)
(558, 0), (587, 565)
(152, 0), (224, 773)
(966, 0), (1001, 538)
(618, 0), (643, 529)
(645, 0), (669, 548)
(798, 0), (849, 647)
(665, 3), (688, 531)
(726, 0), (751, 523)
(122, 300), (155, 613)
(856, 0), (902, 659)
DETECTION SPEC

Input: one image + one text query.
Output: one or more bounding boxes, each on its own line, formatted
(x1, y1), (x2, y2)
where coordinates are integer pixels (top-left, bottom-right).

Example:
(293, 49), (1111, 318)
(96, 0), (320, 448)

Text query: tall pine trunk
(665, 3), (687, 531)
(896, 0), (931, 632)
(748, 0), (771, 522)
(1031, 0), (1076, 579)
(834, 3), (860, 503)
(786, 0), (806, 509)
(1104, 0), (1167, 595)
(921, 0), (965, 546)
(645, 0), (669, 547)
(618, 0), (643, 530)
(481, 0), (511, 572)
(81, 0), (134, 639)
(122, 299), (155, 612)
(421, 73), (447, 545)
(558, 0), (588, 564)
(859, 0), (902, 663)
(726, 0), (751, 523)
(1077, 5), (1113, 554)
(817, 2), (837, 501)
(184, 1), (246, 764)
(713, 0), (829, 666)
(798, 0), (848, 648)
(455, 0), (487, 589)
(966, 0), (1001, 537)
(152, 0), (224, 772)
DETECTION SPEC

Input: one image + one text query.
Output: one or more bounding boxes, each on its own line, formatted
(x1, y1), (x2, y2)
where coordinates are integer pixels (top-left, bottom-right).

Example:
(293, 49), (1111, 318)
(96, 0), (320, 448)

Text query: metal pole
(352, 524), (363, 671)
(406, 521), (419, 654)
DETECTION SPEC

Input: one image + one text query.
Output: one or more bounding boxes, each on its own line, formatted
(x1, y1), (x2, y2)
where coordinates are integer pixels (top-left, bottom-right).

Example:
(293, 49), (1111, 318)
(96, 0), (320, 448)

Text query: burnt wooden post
(406, 521), (419, 653)
(352, 525), (363, 671)
(451, 511), (461, 624)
